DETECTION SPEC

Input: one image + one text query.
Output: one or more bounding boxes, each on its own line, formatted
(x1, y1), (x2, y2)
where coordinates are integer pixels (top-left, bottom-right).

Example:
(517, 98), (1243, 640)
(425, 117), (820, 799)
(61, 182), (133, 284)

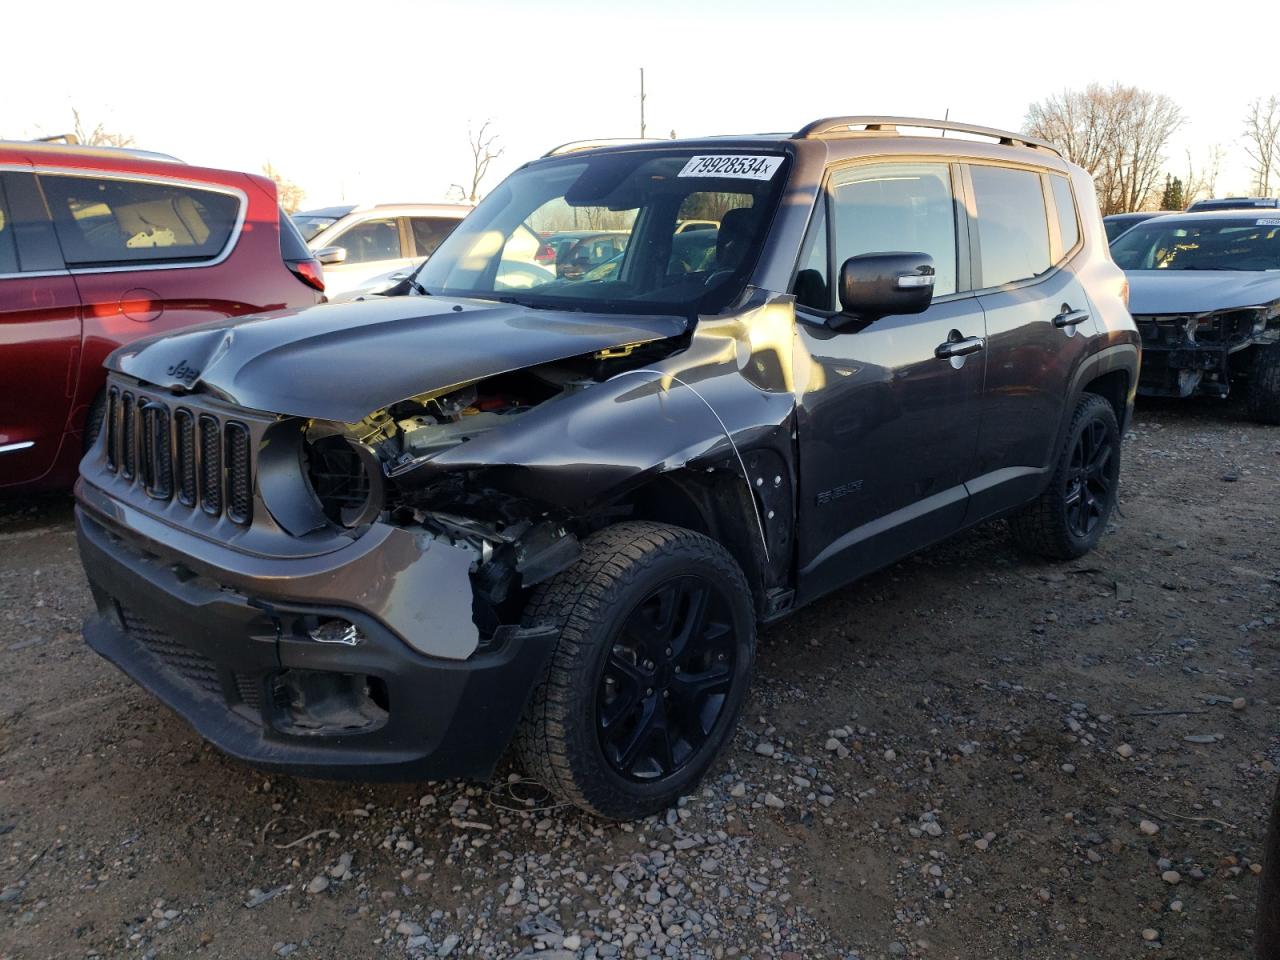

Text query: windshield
(414, 149), (790, 315)
(1110, 218), (1280, 271)
(291, 215), (338, 242)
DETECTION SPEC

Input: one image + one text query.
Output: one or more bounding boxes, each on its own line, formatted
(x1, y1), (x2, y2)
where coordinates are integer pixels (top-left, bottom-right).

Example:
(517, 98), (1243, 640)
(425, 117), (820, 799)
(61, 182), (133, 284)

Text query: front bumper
(1136, 342), (1236, 398)
(75, 495), (556, 782)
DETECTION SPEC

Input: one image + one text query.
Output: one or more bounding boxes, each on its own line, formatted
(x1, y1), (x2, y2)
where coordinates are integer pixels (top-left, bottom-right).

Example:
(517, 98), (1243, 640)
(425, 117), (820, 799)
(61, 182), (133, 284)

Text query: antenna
(942, 107), (949, 137)
(639, 68), (647, 139)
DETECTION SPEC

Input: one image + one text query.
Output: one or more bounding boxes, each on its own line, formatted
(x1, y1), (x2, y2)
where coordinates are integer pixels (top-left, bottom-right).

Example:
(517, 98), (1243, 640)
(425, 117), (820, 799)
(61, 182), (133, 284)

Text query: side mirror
(833, 252), (935, 328)
(315, 245), (348, 266)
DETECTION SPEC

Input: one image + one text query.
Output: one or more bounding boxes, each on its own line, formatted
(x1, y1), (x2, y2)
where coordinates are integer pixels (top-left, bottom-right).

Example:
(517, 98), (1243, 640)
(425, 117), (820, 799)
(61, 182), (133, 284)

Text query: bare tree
(262, 162), (305, 213)
(1179, 145), (1223, 208)
(1243, 95), (1280, 196)
(449, 120), (503, 203)
(1026, 84), (1183, 215)
(70, 107), (135, 148)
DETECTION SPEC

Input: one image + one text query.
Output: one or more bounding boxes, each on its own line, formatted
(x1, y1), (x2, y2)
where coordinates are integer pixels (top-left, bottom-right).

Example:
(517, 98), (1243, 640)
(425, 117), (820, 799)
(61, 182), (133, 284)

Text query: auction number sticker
(1257, 218), (1280, 226)
(678, 155), (783, 180)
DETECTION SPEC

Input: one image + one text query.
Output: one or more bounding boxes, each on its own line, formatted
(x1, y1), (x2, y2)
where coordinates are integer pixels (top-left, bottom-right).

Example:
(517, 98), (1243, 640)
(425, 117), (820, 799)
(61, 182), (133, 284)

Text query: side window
(0, 180), (17, 274)
(829, 162), (958, 296)
(40, 174), (240, 267)
(791, 200), (830, 311)
(333, 217), (402, 263)
(969, 165), (1052, 287)
(1049, 175), (1080, 256)
(410, 217), (460, 258)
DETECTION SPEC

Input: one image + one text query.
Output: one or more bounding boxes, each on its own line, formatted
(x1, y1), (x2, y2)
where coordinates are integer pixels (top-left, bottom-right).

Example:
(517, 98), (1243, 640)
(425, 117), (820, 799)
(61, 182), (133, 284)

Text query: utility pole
(639, 68), (646, 139)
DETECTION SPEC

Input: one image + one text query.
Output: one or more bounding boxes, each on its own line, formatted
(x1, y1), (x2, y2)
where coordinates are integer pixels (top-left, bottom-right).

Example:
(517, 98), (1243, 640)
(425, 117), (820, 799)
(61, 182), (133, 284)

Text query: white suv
(292, 203), (471, 298)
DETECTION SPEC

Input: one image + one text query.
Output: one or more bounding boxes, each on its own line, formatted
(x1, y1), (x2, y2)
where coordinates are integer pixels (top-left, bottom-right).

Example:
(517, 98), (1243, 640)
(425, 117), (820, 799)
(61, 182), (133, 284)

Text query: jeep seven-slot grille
(103, 387), (252, 525)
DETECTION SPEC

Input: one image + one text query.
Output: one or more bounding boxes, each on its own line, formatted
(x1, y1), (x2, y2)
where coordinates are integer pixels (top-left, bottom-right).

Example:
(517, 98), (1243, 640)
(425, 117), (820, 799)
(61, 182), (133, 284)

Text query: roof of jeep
(538, 117), (1072, 174)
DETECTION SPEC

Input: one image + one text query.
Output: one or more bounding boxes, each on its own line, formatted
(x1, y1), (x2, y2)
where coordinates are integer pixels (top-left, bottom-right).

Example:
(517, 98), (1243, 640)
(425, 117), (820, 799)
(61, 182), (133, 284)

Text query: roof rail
(542, 137), (666, 158)
(795, 116), (1061, 157)
(1, 139), (184, 164)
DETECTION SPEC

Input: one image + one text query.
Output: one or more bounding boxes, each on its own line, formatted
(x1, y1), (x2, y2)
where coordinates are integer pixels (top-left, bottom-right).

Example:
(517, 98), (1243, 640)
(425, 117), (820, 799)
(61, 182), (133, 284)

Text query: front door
(794, 160), (986, 600)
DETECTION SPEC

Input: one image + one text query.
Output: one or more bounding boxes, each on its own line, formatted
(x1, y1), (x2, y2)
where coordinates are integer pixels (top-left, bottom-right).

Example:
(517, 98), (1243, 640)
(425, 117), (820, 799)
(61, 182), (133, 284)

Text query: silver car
(292, 203), (471, 298)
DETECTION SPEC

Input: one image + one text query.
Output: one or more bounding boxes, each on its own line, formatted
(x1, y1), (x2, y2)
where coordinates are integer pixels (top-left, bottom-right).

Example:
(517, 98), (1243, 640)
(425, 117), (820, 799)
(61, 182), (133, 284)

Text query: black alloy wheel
(516, 521), (756, 820)
(1065, 417), (1114, 539)
(597, 575), (737, 782)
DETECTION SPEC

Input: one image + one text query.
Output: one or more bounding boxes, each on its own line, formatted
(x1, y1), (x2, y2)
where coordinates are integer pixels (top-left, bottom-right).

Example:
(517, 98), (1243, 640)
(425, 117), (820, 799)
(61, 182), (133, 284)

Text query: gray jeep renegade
(75, 117), (1140, 819)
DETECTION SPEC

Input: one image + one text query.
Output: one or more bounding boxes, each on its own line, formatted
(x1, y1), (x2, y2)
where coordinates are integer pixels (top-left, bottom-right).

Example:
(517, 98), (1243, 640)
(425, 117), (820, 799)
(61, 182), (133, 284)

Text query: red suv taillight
(287, 258), (325, 292)
(534, 243), (556, 263)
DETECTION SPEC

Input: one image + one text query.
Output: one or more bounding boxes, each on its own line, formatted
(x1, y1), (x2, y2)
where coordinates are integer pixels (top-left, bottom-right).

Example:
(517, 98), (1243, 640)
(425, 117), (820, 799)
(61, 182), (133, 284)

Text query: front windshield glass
(1110, 218), (1280, 271)
(415, 149), (791, 315)
(291, 215), (338, 242)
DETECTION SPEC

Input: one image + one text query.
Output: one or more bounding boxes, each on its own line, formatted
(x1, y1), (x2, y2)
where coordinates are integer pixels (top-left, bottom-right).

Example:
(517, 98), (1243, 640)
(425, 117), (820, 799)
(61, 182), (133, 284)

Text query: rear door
(965, 163), (1097, 521)
(0, 170), (82, 487)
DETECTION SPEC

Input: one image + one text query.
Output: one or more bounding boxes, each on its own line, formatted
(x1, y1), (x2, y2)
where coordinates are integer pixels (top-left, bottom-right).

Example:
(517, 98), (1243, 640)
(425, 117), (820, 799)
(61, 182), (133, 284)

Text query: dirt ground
(1, 395), (1276, 960)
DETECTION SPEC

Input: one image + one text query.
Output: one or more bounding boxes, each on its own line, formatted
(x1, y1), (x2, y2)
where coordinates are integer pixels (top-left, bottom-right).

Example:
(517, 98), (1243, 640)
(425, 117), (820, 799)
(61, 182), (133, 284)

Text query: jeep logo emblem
(166, 360), (200, 385)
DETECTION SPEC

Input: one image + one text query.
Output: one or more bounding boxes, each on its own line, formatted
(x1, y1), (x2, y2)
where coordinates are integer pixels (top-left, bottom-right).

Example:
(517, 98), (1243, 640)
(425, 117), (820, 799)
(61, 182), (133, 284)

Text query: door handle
(934, 335), (985, 359)
(1053, 304), (1090, 328)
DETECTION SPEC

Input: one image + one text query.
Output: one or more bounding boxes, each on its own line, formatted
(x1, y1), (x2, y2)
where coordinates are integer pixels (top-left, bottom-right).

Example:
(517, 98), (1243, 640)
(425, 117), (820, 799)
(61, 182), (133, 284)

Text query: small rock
(1162, 870), (1181, 885)
(437, 933), (460, 956)
(1116, 744), (1135, 759)
(1142, 928), (1160, 942)
(1037, 888), (1052, 903)
(1060, 763), (1076, 775)
(306, 876), (329, 894)
(974, 838), (989, 851)
(755, 742), (776, 757)
(730, 782), (746, 798)
(562, 934), (582, 950)
(1170, 900), (1183, 912)
(824, 738), (842, 752)
(1139, 820), (1160, 836)
(923, 822), (943, 838)
(764, 793), (785, 809)
(396, 921), (424, 936)
(883, 749), (897, 761)
(275, 945), (298, 958)
(1232, 697), (1247, 711)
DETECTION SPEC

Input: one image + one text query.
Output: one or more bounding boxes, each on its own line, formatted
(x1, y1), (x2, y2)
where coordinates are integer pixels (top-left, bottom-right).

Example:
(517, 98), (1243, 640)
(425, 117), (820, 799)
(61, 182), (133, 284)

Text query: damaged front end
(1133, 303), (1280, 398)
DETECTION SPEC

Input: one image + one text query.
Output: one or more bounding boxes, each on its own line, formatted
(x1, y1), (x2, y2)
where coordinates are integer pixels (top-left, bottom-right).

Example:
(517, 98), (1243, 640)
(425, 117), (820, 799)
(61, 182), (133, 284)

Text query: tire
(1009, 393), (1121, 560)
(516, 521), (756, 820)
(82, 391), (108, 454)
(1247, 343), (1280, 425)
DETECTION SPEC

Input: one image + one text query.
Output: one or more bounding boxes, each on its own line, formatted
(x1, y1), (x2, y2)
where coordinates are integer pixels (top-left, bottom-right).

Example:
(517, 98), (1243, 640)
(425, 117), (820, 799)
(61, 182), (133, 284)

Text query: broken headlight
(303, 435), (384, 528)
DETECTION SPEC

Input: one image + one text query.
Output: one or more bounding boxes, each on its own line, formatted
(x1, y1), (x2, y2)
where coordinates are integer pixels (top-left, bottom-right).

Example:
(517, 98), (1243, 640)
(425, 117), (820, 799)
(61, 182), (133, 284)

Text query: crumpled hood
(1125, 270), (1280, 315)
(108, 296), (688, 421)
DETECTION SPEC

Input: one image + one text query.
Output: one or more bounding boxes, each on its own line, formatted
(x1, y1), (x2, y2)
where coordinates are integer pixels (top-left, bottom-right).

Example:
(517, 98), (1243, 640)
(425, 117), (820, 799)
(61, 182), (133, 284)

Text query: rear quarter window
(0, 180), (17, 273)
(1049, 175), (1080, 256)
(39, 174), (241, 268)
(969, 165), (1052, 287)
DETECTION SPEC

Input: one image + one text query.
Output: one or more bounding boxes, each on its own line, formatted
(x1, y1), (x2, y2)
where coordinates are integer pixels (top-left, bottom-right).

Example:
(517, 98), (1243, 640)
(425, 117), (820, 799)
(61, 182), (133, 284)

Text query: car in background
(293, 203), (471, 298)
(1103, 211), (1177, 243)
(553, 231), (630, 280)
(1110, 209), (1280, 420)
(1186, 196), (1280, 212)
(0, 138), (323, 492)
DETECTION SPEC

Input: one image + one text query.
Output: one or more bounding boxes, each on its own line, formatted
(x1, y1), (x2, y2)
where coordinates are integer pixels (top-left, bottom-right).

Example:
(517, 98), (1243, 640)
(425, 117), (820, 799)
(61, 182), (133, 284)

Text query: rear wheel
(516, 522), (755, 820)
(1246, 343), (1280, 425)
(1009, 393), (1121, 560)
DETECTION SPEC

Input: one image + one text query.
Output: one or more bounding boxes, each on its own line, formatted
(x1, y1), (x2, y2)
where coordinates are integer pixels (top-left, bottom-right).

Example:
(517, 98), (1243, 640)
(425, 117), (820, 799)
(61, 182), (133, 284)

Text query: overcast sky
(2, 0), (1277, 207)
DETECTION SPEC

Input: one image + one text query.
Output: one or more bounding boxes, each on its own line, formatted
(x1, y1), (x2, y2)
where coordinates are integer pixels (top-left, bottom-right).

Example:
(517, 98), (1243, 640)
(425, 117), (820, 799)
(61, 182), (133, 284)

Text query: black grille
(225, 423), (252, 524)
(106, 387), (118, 470)
(141, 402), (172, 499)
(99, 380), (256, 526)
(174, 409), (197, 506)
(118, 603), (222, 697)
(234, 672), (263, 710)
(121, 392), (136, 479)
(199, 415), (222, 516)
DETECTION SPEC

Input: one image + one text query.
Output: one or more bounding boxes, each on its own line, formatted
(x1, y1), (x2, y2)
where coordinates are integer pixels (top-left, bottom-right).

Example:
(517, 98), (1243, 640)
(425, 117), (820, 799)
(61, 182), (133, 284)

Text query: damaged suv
(76, 118), (1139, 818)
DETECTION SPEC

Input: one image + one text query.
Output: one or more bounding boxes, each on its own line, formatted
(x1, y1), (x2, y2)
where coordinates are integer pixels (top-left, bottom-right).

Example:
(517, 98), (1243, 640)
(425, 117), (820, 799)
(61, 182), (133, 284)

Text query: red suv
(0, 140), (323, 491)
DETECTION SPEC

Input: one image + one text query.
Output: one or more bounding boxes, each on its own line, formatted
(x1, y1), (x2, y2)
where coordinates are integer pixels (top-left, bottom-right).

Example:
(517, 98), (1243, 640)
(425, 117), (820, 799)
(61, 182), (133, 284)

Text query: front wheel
(516, 522), (756, 820)
(1009, 393), (1121, 560)
(1246, 343), (1280, 425)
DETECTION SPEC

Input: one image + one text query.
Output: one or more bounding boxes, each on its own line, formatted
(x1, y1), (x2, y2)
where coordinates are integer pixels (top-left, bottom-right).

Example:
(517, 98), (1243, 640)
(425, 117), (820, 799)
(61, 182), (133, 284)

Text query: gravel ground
(1, 395), (1277, 960)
